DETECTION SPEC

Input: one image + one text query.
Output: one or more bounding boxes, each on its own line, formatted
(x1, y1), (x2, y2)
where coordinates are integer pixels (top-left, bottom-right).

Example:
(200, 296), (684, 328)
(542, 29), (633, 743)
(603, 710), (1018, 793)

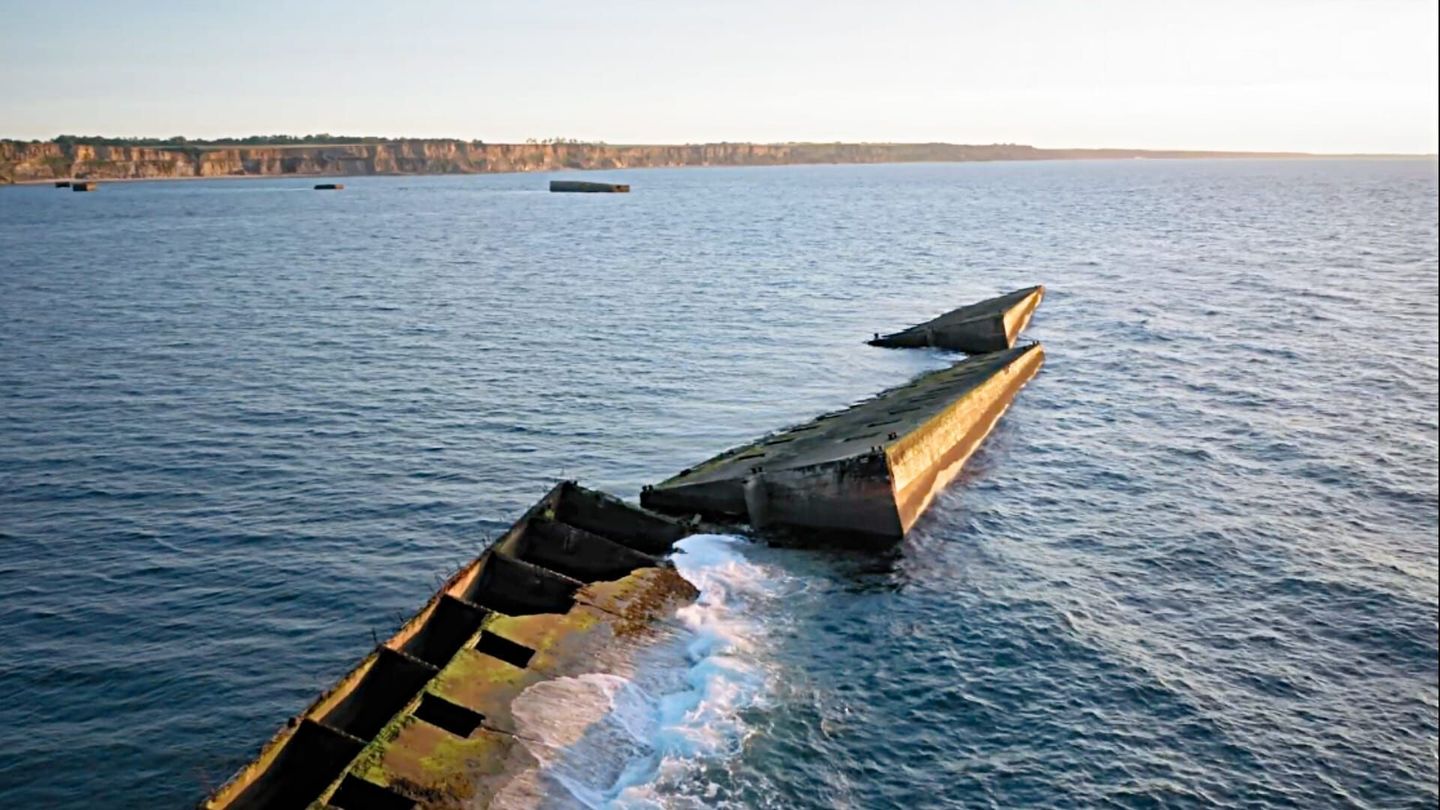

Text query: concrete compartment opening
(474, 630), (536, 669)
(512, 518), (659, 582)
(554, 482), (687, 555)
(462, 553), (578, 616)
(398, 595), (488, 668)
(329, 775), (416, 810)
(222, 720), (365, 810)
(411, 692), (485, 737)
(318, 648), (438, 741)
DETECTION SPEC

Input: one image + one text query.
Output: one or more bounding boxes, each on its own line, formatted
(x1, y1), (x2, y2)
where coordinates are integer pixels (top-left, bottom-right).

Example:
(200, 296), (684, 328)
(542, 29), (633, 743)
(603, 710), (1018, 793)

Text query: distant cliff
(0, 139), (1331, 184)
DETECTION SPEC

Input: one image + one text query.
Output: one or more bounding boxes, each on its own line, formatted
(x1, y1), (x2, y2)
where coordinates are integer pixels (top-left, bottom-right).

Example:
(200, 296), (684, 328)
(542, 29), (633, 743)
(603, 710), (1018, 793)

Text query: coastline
(4, 139), (1433, 186)
(5, 152), (1434, 188)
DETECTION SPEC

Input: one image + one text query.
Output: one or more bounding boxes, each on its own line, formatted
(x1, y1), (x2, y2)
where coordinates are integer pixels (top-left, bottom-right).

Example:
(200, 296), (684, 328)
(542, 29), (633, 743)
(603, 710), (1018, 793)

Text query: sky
(1, 0), (1436, 153)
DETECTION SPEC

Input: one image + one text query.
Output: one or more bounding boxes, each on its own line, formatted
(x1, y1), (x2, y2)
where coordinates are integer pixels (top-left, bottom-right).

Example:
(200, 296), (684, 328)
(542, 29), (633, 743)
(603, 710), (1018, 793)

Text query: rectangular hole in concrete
(224, 720), (365, 810)
(462, 554), (579, 616)
(399, 595), (488, 668)
(474, 630), (535, 669)
(411, 692), (485, 737)
(318, 648), (437, 741)
(553, 482), (688, 555)
(514, 519), (657, 583)
(329, 775), (416, 810)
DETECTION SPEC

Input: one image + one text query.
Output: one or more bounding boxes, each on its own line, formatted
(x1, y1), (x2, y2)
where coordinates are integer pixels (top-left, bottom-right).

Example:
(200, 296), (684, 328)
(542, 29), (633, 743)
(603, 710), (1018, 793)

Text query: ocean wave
(504, 534), (779, 809)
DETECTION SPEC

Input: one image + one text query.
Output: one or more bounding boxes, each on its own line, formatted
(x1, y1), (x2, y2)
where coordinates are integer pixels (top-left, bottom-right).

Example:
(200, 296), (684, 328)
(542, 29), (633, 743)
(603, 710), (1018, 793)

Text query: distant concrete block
(550, 180), (630, 193)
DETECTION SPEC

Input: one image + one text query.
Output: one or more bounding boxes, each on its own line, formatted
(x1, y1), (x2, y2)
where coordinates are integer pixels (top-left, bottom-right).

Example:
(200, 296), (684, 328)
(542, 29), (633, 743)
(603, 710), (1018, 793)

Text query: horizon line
(3, 135), (1435, 158)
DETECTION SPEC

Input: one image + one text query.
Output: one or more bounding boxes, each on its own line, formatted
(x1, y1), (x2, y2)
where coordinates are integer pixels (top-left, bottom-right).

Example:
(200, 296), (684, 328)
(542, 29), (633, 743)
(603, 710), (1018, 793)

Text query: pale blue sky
(2, 0), (1435, 152)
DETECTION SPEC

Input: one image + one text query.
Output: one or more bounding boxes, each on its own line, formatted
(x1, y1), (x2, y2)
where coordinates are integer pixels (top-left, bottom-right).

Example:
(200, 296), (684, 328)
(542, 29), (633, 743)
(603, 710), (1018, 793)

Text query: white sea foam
(503, 534), (781, 809)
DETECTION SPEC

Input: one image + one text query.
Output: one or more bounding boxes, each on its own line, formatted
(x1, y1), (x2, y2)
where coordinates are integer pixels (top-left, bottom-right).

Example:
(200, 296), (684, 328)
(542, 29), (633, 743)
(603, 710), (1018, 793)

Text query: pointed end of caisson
(1000, 285), (1045, 348)
(868, 283), (1046, 353)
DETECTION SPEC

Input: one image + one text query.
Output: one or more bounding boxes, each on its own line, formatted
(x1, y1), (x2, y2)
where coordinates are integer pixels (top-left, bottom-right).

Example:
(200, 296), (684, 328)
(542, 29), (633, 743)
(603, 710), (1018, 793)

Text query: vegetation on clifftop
(35, 134), (419, 148)
(0, 134), (620, 149)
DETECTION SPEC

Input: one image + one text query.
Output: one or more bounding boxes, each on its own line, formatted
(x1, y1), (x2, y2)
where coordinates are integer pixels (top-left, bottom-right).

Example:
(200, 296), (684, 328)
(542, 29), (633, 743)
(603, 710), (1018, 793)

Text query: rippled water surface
(1, 160), (1436, 808)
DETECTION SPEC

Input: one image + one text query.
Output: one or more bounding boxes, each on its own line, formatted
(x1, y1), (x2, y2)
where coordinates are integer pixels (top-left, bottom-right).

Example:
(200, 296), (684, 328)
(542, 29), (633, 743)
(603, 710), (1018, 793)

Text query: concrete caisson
(548, 180), (630, 193)
(869, 285), (1044, 353)
(641, 343), (1046, 544)
(199, 482), (694, 810)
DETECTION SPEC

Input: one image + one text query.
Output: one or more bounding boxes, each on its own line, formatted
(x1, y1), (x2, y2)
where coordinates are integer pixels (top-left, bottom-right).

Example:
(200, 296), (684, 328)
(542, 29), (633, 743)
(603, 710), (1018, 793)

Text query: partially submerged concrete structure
(314, 183), (345, 190)
(641, 343), (1045, 543)
(201, 482), (694, 810)
(549, 180), (630, 193)
(869, 285), (1044, 353)
(203, 286), (1048, 806)
(70, 181), (98, 192)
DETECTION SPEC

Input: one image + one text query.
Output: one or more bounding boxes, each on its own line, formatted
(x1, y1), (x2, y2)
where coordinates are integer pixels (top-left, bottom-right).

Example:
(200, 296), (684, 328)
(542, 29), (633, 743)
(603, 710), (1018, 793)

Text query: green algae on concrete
(202, 482), (695, 810)
(340, 715), (517, 806)
(319, 564), (699, 807)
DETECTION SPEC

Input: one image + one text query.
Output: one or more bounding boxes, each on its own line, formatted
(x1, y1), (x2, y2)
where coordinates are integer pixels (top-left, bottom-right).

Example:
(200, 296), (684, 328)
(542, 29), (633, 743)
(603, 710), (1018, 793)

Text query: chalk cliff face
(0, 139), (1310, 184)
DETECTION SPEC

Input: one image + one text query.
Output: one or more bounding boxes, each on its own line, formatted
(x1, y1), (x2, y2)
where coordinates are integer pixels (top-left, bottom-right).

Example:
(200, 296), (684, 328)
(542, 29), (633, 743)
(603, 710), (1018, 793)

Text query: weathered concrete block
(201, 482), (693, 810)
(870, 285), (1044, 353)
(549, 179), (629, 193)
(642, 343), (1045, 543)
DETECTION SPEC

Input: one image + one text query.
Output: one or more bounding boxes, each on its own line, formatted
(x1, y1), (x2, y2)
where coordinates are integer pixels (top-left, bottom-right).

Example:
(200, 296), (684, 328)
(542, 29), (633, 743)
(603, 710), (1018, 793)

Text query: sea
(0, 159), (1436, 808)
